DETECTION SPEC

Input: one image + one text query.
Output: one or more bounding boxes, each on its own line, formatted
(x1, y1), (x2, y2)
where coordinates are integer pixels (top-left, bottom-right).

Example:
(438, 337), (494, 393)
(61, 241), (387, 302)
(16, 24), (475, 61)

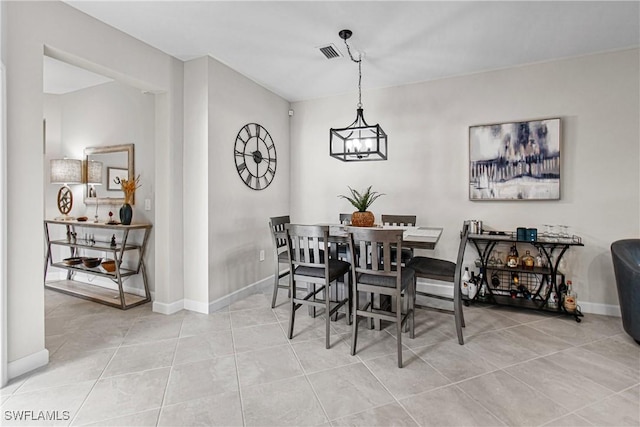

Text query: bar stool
(406, 223), (470, 345)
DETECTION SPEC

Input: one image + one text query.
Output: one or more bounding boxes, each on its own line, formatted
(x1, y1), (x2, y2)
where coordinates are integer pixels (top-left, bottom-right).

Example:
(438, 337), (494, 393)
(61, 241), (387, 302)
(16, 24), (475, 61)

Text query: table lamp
(50, 158), (82, 220)
(86, 160), (103, 222)
(86, 160), (103, 198)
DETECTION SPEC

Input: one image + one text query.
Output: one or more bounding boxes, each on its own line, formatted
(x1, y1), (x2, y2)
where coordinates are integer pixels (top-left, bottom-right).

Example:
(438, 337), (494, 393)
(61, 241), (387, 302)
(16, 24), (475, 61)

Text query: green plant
(338, 186), (385, 212)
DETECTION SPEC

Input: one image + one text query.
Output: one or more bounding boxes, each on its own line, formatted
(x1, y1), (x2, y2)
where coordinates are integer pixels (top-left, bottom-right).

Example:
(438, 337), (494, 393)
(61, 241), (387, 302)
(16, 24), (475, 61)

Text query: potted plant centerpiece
(339, 186), (384, 227)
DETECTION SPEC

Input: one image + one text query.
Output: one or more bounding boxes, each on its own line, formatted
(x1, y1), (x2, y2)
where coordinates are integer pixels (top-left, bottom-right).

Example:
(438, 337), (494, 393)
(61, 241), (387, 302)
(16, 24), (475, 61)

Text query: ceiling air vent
(317, 44), (342, 59)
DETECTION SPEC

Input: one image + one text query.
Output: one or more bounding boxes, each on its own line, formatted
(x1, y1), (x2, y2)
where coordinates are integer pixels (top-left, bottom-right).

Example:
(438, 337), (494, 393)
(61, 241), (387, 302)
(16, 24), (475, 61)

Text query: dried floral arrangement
(115, 175), (141, 205)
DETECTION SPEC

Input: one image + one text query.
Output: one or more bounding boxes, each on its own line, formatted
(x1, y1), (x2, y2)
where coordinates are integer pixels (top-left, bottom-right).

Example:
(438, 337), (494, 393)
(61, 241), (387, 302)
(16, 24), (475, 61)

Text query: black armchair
(611, 239), (640, 344)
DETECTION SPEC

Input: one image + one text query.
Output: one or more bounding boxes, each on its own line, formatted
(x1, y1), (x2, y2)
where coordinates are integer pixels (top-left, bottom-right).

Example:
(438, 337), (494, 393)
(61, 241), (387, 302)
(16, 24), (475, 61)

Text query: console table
(44, 219), (152, 309)
(467, 231), (584, 321)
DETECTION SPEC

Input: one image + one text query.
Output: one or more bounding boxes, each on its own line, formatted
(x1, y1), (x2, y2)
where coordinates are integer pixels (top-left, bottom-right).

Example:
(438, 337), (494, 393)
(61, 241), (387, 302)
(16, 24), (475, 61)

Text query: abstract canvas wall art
(469, 118), (561, 200)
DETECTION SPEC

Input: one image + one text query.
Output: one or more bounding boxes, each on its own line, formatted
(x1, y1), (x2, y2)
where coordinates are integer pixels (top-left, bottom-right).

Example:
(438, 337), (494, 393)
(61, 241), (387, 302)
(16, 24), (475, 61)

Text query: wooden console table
(44, 219), (152, 309)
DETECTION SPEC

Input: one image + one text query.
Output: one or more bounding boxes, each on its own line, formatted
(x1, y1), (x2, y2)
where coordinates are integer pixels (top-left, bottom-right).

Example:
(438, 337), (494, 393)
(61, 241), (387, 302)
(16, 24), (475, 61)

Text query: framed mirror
(84, 144), (135, 205)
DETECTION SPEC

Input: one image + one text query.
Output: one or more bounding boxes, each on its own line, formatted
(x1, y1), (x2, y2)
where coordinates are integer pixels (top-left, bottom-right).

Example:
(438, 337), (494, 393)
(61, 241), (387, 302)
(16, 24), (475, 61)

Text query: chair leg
(396, 295), (403, 368)
(331, 278), (339, 321)
(453, 279), (465, 345)
(271, 264), (280, 308)
(288, 278), (296, 339)
(326, 281), (332, 349)
(410, 279), (416, 339)
(346, 273), (352, 326)
(351, 282), (359, 356)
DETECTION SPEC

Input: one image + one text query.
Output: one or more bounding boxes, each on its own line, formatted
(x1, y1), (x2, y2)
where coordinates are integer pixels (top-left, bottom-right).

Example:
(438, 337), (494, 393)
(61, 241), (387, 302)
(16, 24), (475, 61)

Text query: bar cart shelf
(44, 219), (152, 310)
(466, 231), (584, 322)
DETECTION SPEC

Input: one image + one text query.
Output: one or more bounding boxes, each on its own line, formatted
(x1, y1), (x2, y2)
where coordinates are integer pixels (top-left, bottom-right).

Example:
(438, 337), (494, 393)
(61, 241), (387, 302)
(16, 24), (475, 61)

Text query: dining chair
(406, 222), (470, 345)
(269, 215), (291, 308)
(380, 214), (416, 227)
(347, 227), (415, 368)
(285, 224), (351, 349)
(381, 214), (417, 265)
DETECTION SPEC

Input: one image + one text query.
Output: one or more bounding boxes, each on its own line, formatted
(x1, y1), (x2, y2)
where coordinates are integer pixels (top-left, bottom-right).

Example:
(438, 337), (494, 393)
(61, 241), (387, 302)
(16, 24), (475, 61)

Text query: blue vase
(119, 203), (133, 225)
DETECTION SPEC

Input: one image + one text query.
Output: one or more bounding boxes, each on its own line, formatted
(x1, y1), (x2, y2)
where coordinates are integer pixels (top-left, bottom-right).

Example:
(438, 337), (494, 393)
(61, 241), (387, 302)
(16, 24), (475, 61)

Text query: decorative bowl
(82, 257), (101, 268)
(101, 260), (116, 272)
(63, 257), (83, 265)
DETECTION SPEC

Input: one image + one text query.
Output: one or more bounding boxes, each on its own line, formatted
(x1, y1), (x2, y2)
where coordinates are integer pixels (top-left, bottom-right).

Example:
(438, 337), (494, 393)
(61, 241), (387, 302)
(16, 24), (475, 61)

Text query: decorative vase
(119, 203), (133, 225)
(351, 211), (375, 227)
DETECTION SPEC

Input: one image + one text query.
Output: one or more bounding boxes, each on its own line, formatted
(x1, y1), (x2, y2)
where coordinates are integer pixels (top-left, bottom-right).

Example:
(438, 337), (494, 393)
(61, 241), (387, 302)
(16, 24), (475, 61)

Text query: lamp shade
(50, 159), (82, 184)
(87, 160), (103, 185)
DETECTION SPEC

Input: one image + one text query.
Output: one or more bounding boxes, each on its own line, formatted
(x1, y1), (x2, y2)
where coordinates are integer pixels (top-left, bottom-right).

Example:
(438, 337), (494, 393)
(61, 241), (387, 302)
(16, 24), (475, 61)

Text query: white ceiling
(60, 1), (639, 102)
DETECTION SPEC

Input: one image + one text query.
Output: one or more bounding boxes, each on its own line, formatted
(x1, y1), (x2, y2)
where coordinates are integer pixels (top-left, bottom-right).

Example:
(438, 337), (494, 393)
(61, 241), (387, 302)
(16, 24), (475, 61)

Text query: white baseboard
(184, 299), (209, 314)
(208, 276), (272, 313)
(152, 276), (273, 315)
(416, 279), (620, 317)
(578, 302), (621, 317)
(152, 299), (184, 315)
(8, 349), (49, 379)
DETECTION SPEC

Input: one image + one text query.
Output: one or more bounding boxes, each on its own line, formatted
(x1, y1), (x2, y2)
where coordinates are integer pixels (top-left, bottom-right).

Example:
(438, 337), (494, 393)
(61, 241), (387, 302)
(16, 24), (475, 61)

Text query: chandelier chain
(342, 38), (362, 108)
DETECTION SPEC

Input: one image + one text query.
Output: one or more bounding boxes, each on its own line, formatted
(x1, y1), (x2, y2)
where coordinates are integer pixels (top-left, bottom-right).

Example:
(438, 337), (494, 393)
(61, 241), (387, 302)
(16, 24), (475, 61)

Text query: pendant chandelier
(330, 29), (387, 162)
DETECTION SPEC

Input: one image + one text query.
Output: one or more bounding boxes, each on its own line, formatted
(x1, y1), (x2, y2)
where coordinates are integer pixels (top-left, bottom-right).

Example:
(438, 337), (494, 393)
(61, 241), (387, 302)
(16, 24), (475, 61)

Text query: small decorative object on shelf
(547, 290), (558, 309)
(521, 250), (535, 269)
(116, 174), (141, 226)
(338, 185), (384, 227)
(107, 210), (117, 225)
(564, 280), (577, 312)
(535, 249), (545, 267)
(461, 267), (471, 296)
(468, 272), (478, 300)
(110, 234), (116, 248)
(507, 244), (519, 268)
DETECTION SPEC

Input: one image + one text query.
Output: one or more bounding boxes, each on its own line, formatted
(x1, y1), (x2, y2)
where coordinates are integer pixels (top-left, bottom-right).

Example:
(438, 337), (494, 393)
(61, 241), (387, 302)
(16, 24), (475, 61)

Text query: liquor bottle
(461, 267), (470, 297)
(535, 248), (544, 268)
(563, 280), (577, 312)
(479, 282), (488, 300)
(558, 277), (568, 307)
(468, 272), (478, 300)
(548, 290), (558, 309)
(521, 250), (535, 270)
(507, 244), (519, 268)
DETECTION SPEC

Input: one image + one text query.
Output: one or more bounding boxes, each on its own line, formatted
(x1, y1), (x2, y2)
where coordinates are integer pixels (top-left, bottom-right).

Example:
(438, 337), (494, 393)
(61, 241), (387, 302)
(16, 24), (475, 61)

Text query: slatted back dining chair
(269, 215), (291, 308)
(381, 214), (417, 265)
(381, 215), (417, 227)
(285, 224), (351, 349)
(347, 227), (415, 368)
(406, 222), (470, 345)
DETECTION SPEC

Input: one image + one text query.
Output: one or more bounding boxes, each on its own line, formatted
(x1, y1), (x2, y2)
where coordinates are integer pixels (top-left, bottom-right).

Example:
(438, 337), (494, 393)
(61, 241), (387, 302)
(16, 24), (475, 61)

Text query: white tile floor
(1, 287), (639, 426)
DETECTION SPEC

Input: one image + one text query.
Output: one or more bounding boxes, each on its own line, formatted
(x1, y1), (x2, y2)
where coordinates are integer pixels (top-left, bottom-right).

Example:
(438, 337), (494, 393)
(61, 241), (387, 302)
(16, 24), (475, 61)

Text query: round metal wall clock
(234, 123), (277, 190)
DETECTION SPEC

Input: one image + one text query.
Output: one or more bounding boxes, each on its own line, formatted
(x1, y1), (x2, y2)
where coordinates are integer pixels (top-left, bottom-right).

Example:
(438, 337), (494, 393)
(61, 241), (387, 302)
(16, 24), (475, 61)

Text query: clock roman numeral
(237, 162), (246, 173)
(235, 149), (244, 157)
(254, 124), (261, 139)
(244, 173), (253, 187)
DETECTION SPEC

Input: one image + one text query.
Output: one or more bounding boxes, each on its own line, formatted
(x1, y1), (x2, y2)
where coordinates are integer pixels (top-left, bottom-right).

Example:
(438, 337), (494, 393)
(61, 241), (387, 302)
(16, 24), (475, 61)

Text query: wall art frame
(107, 167), (128, 191)
(469, 117), (561, 201)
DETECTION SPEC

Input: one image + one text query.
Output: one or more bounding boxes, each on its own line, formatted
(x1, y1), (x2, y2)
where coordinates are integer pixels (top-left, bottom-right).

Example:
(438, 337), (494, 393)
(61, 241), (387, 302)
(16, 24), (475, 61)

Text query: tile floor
(1, 287), (639, 426)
